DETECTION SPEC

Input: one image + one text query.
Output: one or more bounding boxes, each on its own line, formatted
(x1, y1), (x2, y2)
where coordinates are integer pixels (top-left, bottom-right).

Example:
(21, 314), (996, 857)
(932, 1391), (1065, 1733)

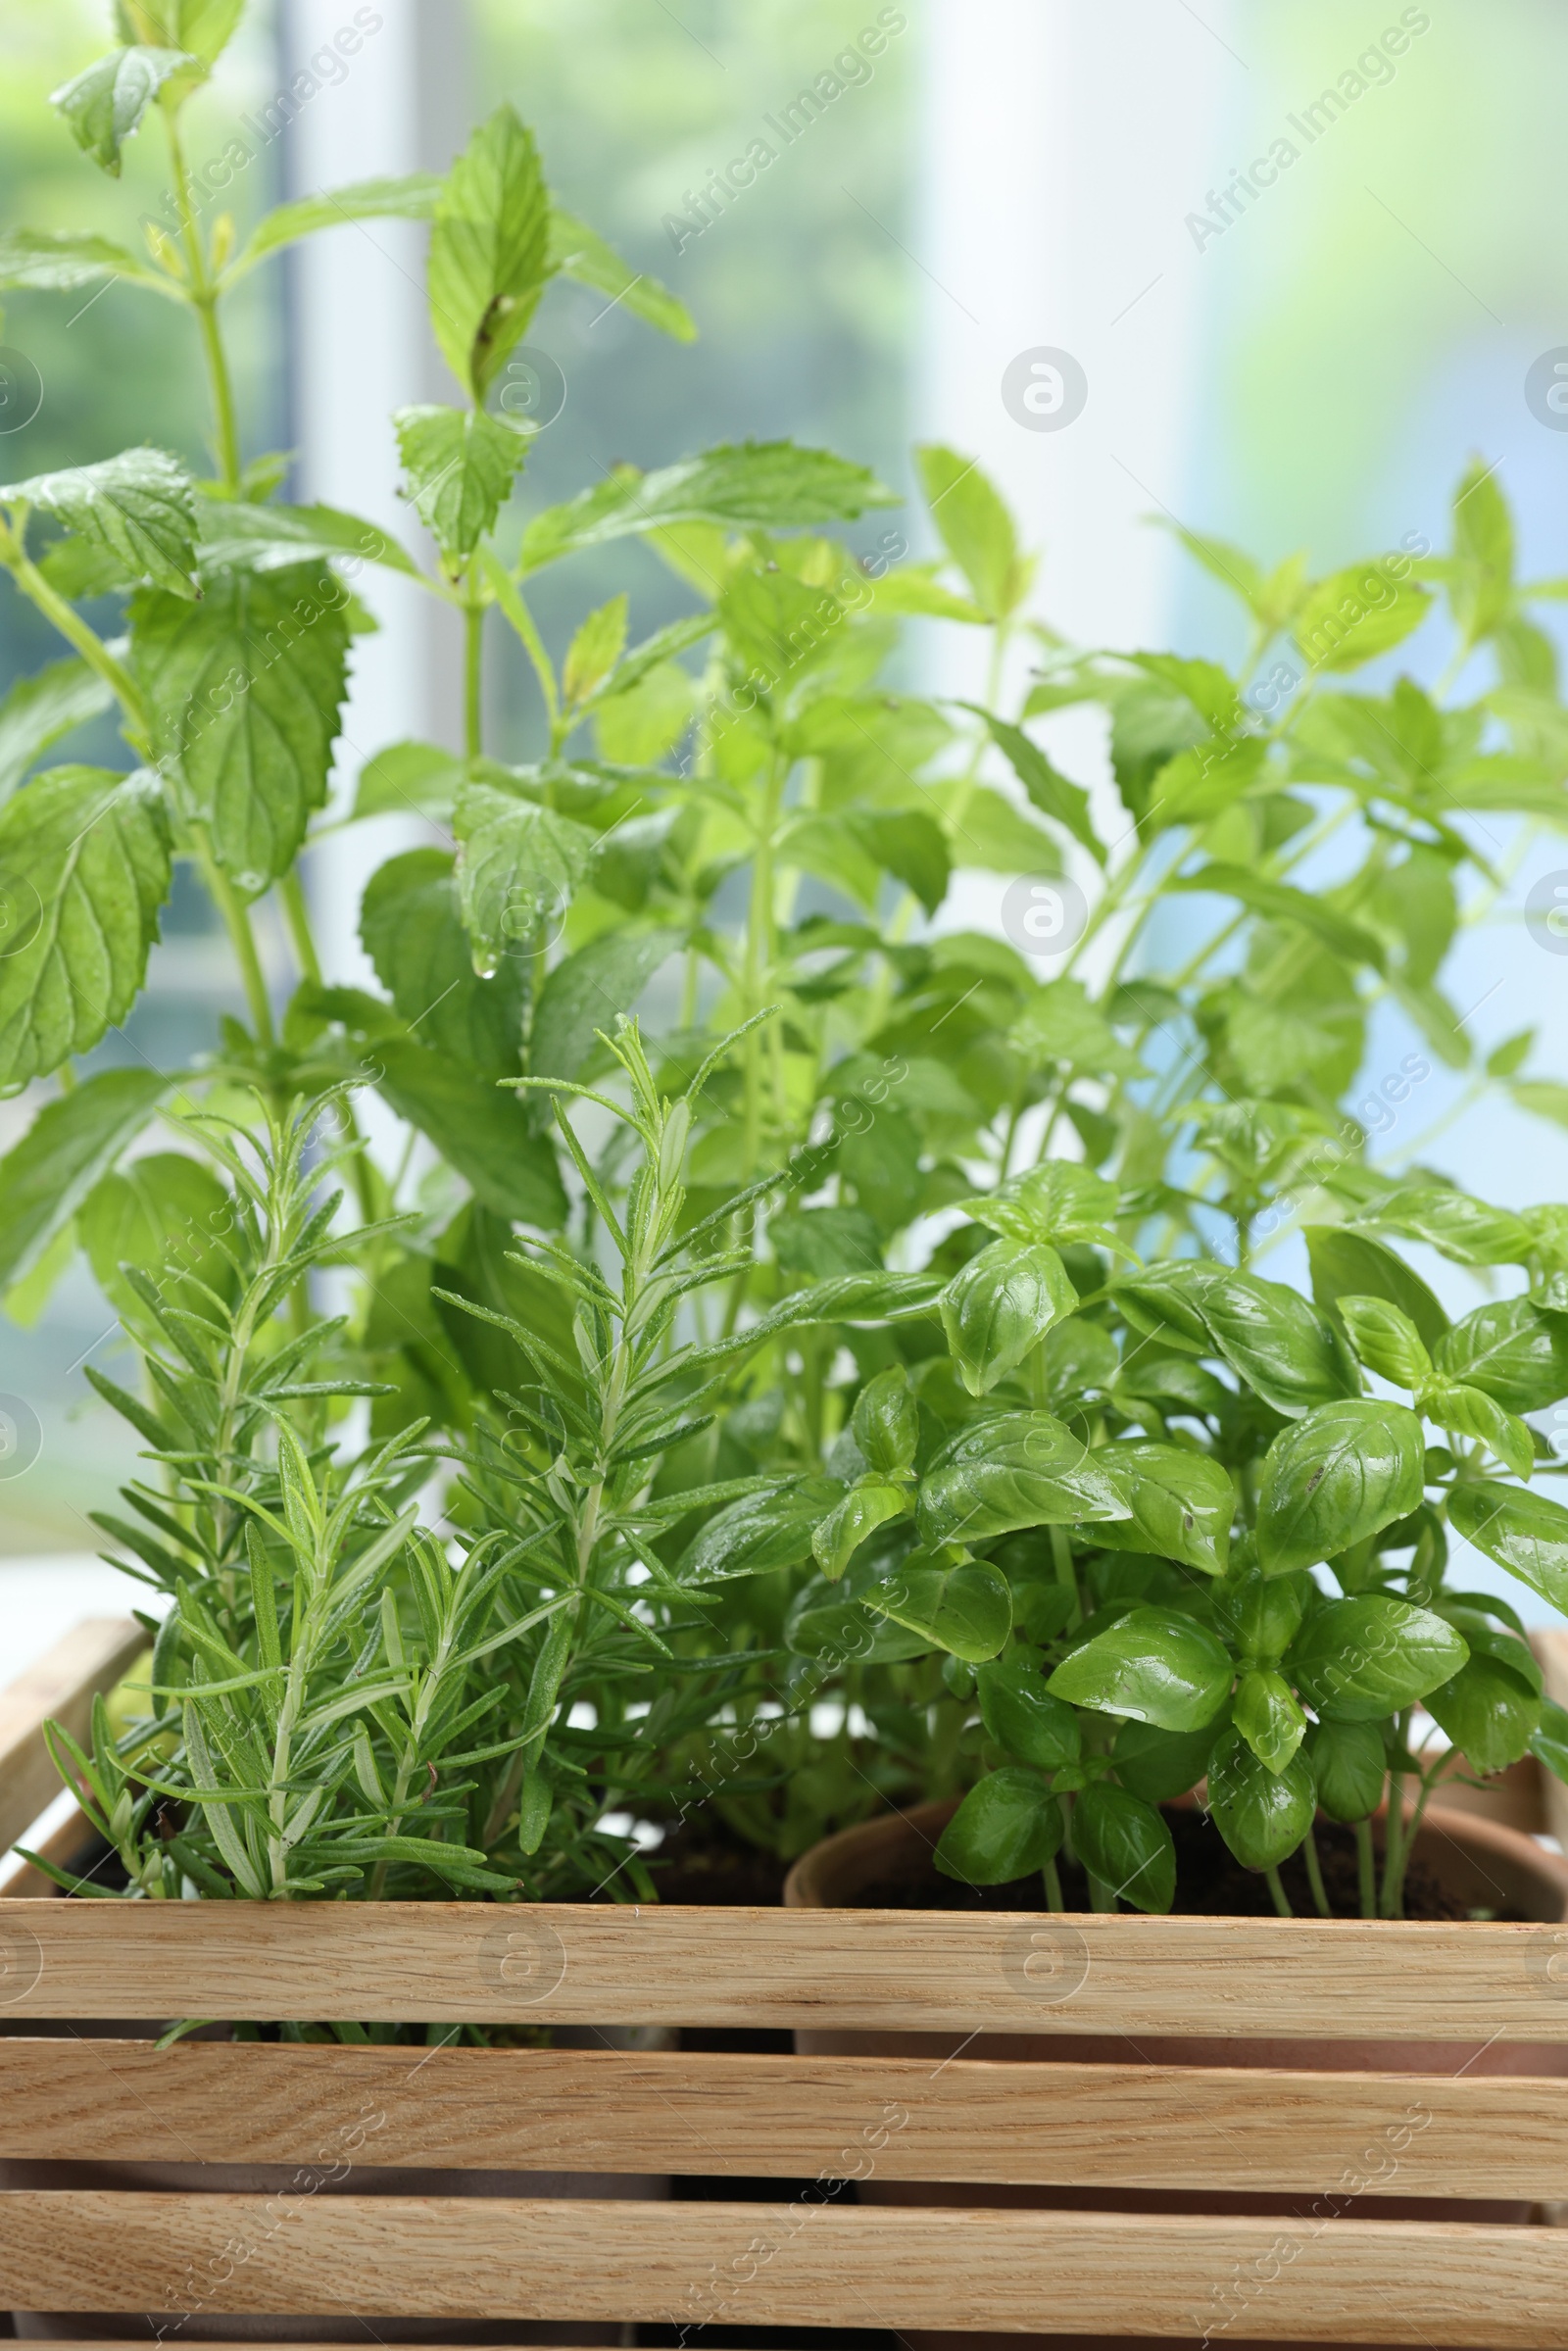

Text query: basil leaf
(1232, 1668), (1308, 1775)
(1098, 1440), (1234, 1575)
(132, 563), (350, 894)
(1305, 1223), (1448, 1351)
(1073, 1783), (1175, 1913)
(1448, 1480), (1568, 1614)
(852, 1368), (918, 1478)
(0, 1063), (172, 1290)
(1423, 1382), (1535, 1481)
(1305, 1717), (1386, 1824)
(0, 765), (171, 1087)
(1530, 1696), (1568, 1789)
(1434, 1296), (1568, 1413)
(428, 105), (551, 401)
(916, 1409), (1130, 1545)
(1, 447), (198, 599)
(975, 1656), (1081, 1769)
(866, 1553), (1012, 1663)
(934, 1768), (1061, 1886)
(1112, 1718), (1215, 1804)
(1048, 1606), (1233, 1734)
(1200, 1269), (1359, 1418)
(394, 405), (528, 561)
(1207, 1728), (1315, 1870)
(1426, 1656), (1540, 1777)
(966, 1161), (1120, 1249)
(811, 1481), (912, 1581)
(679, 1476), (844, 1583)
(784, 1563), (930, 1667)
(940, 1236), (1077, 1397)
(1210, 1567), (1311, 1664)
(1348, 1182), (1537, 1267)
(361, 850), (523, 1079)
(1335, 1295), (1433, 1391)
(1255, 1398), (1425, 1577)
(1288, 1595), (1469, 1723)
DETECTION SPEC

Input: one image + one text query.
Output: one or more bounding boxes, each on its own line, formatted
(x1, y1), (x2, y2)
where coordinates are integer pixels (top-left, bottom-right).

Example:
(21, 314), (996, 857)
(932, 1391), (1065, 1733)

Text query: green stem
(1301, 1825), (1332, 1919)
(1049, 1524), (1082, 1631)
(945, 621), (1009, 833)
(0, 523), (151, 741)
(198, 837), (274, 1048)
(1087, 1870), (1116, 1913)
(1354, 1817), (1378, 1920)
(278, 870), (322, 988)
(465, 588), (484, 759)
(164, 113), (241, 490)
(1041, 1853), (1064, 1912)
(1263, 1864), (1293, 1918)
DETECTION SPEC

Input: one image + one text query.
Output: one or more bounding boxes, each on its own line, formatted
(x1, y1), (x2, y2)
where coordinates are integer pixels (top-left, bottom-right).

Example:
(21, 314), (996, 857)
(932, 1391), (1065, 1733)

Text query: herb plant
(8, 6), (1568, 1923)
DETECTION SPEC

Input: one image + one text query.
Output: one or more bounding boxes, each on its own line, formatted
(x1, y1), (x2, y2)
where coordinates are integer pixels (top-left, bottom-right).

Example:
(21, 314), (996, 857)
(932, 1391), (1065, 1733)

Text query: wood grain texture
(1, 2191), (1564, 2344)
(0, 1620), (144, 1858)
(0, 1799), (93, 1898)
(5, 1897), (1568, 2037)
(0, 2037), (1562, 2198)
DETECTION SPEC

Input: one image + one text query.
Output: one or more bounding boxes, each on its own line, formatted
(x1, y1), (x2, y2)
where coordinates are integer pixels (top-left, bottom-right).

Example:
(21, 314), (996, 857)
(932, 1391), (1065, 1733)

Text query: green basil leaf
(1073, 1783), (1175, 1913)
(519, 440), (898, 573)
(1207, 1728), (1315, 1870)
(1210, 1566), (1312, 1664)
(0, 658), (114, 808)
(852, 1367), (918, 1477)
(1434, 1296), (1568, 1413)
(679, 1476), (844, 1583)
(0, 1063), (172, 1291)
(361, 849), (523, 1079)
(51, 45), (194, 173)
(1530, 1696), (1568, 1788)
(1112, 1718), (1214, 1804)
(1347, 1182), (1536, 1267)
(1097, 1441), (1234, 1575)
(934, 1768), (1061, 1886)
(0, 765), (171, 1087)
(916, 1409), (1130, 1545)
(132, 563), (350, 894)
(1255, 1398), (1425, 1577)
(940, 1236), (1077, 1397)
(1200, 1269), (1360, 1418)
(1448, 1480), (1568, 1614)
(784, 1563), (930, 1667)
(394, 405), (529, 561)
(428, 104), (551, 400)
(1288, 1595), (1469, 1723)
(812, 1480), (912, 1581)
(1426, 1656), (1540, 1778)
(1422, 1382), (1535, 1481)
(1334, 1294), (1432, 1391)
(529, 925), (681, 1084)
(549, 207), (695, 343)
(975, 1656), (1081, 1769)
(1048, 1606), (1233, 1734)
(1305, 1717), (1386, 1824)
(1, 447), (198, 598)
(1305, 1224), (1448, 1352)
(1232, 1668), (1308, 1776)
(867, 1553), (1012, 1663)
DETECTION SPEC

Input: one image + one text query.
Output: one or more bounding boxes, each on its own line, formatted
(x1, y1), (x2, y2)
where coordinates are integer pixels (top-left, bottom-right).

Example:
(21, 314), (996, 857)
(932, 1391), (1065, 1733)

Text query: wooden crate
(3, 1624), (1568, 2345)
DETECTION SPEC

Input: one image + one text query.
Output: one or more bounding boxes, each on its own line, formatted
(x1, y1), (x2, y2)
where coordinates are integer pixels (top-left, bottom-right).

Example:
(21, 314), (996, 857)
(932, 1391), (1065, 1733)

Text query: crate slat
(0, 2190), (1562, 2344)
(0, 2037), (1562, 2198)
(4, 1897), (1568, 2036)
(0, 1621), (145, 1859)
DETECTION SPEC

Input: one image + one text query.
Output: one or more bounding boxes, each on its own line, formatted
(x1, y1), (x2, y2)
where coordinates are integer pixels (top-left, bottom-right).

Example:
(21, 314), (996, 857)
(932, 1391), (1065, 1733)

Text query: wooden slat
(0, 1800), (94, 1899)
(5, 1897), (1568, 2037)
(0, 1620), (145, 1857)
(0, 2037), (1563, 2197)
(0, 2191), (1563, 2344)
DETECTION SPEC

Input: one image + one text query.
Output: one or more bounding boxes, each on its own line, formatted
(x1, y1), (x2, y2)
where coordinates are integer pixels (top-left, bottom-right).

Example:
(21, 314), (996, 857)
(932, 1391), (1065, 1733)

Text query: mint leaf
(361, 849), (523, 1078)
(51, 46), (195, 173)
(0, 658), (114, 807)
(428, 105), (551, 401)
(0, 1064), (172, 1290)
(1, 449), (198, 599)
(0, 766), (171, 1087)
(530, 925), (680, 1082)
(0, 226), (157, 291)
(453, 782), (595, 975)
(548, 207), (695, 342)
(395, 406), (528, 561)
(131, 562), (350, 894)
(229, 174), (445, 278)
(520, 441), (899, 573)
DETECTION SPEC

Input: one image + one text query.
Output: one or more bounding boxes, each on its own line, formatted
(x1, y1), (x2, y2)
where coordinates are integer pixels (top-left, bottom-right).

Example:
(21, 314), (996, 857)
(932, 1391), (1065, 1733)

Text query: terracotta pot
(785, 1797), (1568, 2351)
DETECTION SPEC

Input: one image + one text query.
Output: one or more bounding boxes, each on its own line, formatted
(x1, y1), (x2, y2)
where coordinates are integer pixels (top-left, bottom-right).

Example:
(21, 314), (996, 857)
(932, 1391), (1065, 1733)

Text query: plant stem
(164, 113), (241, 490)
(1049, 1524), (1082, 1630)
(1354, 1818), (1378, 1920)
(1042, 1854), (1064, 1912)
(1087, 1870), (1116, 1912)
(1301, 1825), (1332, 1919)
(0, 520), (152, 741)
(197, 836), (274, 1047)
(1263, 1864), (1293, 1918)
(465, 586), (484, 759)
(278, 870), (322, 987)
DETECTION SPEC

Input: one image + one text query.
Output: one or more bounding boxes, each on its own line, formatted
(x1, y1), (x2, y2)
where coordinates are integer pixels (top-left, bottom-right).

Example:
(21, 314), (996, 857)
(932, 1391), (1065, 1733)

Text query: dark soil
(856, 1805), (1507, 1922)
(637, 1812), (792, 1907)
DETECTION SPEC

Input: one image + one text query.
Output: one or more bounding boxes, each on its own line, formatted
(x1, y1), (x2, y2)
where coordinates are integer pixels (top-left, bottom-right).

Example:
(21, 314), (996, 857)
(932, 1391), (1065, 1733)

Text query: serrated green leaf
(529, 925), (680, 1082)
(914, 445), (1026, 621)
(1168, 863), (1385, 972)
(1, 448), (197, 598)
(0, 225), (162, 293)
(394, 405), (528, 561)
(548, 206), (695, 342)
(227, 173), (445, 279)
(520, 441), (898, 573)
(1295, 563), (1431, 672)
(452, 782), (595, 976)
(51, 47), (195, 174)
(428, 105), (551, 400)
(352, 739), (466, 823)
(0, 1064), (172, 1290)
(194, 498), (421, 580)
(0, 659), (114, 808)
(361, 849), (523, 1078)
(0, 765), (170, 1087)
(967, 707), (1103, 862)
